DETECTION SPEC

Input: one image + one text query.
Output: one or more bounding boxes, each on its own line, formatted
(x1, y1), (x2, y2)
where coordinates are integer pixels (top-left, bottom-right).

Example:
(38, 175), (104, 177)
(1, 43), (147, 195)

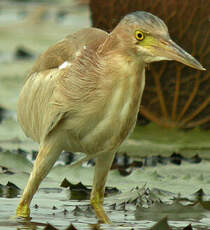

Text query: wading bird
(16, 11), (205, 223)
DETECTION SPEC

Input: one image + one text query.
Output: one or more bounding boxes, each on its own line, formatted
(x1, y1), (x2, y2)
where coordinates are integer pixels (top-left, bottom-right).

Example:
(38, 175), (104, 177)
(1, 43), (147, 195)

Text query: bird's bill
(158, 39), (206, 71)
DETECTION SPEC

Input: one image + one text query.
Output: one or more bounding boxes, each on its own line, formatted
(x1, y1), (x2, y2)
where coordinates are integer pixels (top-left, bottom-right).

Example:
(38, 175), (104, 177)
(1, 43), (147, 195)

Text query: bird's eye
(135, 30), (144, 41)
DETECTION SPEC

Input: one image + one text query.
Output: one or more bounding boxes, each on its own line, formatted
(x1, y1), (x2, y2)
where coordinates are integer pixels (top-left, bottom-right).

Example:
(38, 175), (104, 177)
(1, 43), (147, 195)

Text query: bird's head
(109, 11), (205, 70)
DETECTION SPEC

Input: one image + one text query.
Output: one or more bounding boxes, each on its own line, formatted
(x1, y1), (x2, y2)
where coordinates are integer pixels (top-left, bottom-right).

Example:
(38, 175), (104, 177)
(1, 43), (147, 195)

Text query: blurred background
(0, 0), (209, 156)
(0, 0), (209, 229)
(0, 0), (91, 151)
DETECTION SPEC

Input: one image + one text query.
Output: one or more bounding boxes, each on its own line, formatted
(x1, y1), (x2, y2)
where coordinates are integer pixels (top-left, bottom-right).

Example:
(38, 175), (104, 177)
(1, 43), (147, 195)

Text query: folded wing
(17, 28), (108, 143)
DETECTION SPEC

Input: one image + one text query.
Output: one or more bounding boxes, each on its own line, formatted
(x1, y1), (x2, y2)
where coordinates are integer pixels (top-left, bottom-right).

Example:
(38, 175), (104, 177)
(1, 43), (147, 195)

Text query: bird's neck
(98, 44), (145, 84)
(94, 50), (146, 145)
(98, 46), (146, 113)
(98, 30), (136, 58)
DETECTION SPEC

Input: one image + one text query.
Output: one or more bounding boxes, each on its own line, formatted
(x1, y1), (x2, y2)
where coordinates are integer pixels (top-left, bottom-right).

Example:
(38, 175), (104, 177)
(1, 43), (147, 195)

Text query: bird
(16, 11), (205, 223)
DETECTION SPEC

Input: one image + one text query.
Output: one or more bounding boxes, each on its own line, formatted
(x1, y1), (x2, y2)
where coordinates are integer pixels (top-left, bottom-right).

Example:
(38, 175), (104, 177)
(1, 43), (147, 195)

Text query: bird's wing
(29, 28), (108, 75)
(18, 28), (108, 143)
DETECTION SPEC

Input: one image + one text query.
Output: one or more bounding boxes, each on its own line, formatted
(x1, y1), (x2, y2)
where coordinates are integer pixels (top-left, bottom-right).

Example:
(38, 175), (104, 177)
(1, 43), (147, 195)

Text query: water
(0, 1), (210, 229)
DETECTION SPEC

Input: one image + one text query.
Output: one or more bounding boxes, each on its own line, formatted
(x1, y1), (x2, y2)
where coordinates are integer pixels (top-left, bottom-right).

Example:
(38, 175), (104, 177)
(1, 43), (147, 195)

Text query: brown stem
(151, 65), (168, 119)
(186, 117), (210, 128)
(172, 65), (181, 120)
(200, 31), (210, 55)
(179, 6), (196, 38)
(140, 107), (176, 128)
(180, 97), (210, 125)
(177, 72), (200, 121)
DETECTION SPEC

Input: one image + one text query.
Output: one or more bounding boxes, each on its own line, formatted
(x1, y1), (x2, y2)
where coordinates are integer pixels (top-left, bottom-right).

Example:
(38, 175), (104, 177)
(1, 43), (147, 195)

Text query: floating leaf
(183, 224), (193, 230)
(0, 106), (7, 123)
(65, 224), (78, 230)
(60, 178), (90, 200)
(43, 223), (58, 230)
(150, 216), (171, 230)
(0, 181), (20, 198)
(0, 165), (15, 175)
(60, 178), (120, 200)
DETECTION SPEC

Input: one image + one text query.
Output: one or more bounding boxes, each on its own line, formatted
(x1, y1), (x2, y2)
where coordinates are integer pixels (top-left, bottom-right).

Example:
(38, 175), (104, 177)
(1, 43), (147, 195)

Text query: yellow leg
(16, 201), (30, 218)
(90, 152), (115, 224)
(16, 134), (63, 218)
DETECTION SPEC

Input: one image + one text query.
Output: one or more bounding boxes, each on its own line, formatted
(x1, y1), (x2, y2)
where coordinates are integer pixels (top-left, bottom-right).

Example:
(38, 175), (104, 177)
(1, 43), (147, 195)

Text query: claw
(90, 191), (111, 224)
(16, 202), (30, 218)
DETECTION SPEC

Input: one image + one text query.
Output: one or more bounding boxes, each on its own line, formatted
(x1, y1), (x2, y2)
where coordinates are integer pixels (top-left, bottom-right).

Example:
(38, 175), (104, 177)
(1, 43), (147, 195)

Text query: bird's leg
(16, 134), (63, 218)
(90, 151), (115, 224)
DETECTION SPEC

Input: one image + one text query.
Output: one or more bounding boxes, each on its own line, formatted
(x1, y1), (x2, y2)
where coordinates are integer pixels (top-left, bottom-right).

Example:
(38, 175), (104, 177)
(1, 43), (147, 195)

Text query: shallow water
(0, 1), (210, 229)
(1, 150), (210, 229)
(1, 186), (210, 229)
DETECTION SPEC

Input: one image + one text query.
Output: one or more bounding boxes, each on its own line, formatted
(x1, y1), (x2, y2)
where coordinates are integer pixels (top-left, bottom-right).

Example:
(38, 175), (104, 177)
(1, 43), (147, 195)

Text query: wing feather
(18, 28), (108, 143)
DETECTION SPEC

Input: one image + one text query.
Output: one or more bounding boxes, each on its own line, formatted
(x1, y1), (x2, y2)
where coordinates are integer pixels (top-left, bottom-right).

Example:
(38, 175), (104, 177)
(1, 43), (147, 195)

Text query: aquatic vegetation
(90, 0), (210, 129)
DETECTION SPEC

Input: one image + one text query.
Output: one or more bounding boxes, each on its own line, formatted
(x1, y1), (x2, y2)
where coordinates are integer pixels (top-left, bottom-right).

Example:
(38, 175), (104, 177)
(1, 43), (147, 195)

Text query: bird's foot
(90, 192), (111, 224)
(16, 202), (30, 219)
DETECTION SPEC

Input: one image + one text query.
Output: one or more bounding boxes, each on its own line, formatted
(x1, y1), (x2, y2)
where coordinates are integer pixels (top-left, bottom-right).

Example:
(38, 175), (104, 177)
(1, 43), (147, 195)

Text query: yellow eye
(135, 30), (144, 41)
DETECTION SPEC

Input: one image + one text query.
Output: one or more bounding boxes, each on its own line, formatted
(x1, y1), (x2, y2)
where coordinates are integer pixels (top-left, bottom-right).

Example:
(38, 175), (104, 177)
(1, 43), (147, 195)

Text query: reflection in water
(17, 219), (47, 230)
